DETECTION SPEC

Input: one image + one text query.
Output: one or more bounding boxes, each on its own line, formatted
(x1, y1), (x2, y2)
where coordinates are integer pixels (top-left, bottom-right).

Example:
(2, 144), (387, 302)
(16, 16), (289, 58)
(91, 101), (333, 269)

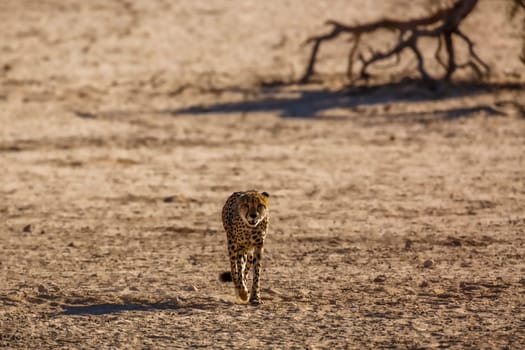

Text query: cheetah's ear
(261, 192), (269, 198)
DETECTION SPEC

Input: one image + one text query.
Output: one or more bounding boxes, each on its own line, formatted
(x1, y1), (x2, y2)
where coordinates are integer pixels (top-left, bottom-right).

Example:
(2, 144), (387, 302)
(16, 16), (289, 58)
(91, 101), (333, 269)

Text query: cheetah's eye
(241, 204), (249, 210)
(257, 205), (265, 211)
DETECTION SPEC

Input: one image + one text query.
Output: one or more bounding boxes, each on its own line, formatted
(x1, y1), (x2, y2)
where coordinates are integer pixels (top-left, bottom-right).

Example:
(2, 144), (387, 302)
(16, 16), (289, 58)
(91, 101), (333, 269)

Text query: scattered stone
(73, 110), (97, 119)
(460, 281), (479, 291)
(166, 296), (182, 305)
(423, 259), (434, 268)
(404, 287), (417, 295)
(22, 224), (32, 233)
(163, 196), (175, 203)
(460, 261), (472, 268)
(373, 275), (387, 283)
(447, 236), (462, 246)
(265, 288), (282, 296)
(404, 239), (413, 250)
(419, 280), (429, 288)
(37, 284), (48, 294)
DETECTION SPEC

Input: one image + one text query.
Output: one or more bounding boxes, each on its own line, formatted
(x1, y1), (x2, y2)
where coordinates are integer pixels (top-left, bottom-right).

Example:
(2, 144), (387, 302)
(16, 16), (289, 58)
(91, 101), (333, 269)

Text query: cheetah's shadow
(57, 296), (227, 316)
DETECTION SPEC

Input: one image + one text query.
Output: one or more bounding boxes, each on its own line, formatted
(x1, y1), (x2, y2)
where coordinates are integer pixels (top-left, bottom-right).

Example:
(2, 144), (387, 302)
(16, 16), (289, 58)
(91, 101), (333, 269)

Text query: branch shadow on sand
(172, 80), (524, 120)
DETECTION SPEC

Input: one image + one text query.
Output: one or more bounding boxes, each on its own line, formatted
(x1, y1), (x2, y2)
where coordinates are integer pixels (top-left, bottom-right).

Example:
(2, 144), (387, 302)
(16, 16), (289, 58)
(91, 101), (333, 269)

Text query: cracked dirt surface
(1, 1), (525, 349)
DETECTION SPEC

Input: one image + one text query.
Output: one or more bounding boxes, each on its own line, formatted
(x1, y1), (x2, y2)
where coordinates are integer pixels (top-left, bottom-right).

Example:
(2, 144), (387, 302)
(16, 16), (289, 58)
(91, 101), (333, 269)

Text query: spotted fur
(221, 190), (270, 305)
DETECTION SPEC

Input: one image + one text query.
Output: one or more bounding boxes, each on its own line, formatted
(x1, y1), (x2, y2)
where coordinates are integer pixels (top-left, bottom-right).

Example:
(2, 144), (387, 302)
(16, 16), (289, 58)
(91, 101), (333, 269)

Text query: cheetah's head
(238, 191), (270, 228)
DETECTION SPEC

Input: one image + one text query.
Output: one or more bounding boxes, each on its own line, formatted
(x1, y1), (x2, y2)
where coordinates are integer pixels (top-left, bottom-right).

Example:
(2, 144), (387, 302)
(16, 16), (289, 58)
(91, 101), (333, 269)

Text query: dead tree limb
(299, 0), (489, 84)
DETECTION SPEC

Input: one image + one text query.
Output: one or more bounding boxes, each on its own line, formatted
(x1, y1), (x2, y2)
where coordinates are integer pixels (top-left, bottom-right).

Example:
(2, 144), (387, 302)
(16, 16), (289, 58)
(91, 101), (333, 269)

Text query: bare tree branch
(300, 0), (489, 84)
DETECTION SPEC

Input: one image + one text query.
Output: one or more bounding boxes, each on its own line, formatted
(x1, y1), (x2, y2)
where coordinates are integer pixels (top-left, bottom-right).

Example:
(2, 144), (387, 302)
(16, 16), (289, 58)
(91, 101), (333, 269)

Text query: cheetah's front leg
(243, 251), (253, 288)
(249, 246), (263, 305)
(235, 252), (249, 302)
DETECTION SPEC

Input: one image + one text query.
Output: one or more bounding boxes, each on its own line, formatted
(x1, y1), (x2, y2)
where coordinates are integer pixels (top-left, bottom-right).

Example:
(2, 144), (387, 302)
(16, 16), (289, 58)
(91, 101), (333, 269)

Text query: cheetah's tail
(219, 271), (232, 282)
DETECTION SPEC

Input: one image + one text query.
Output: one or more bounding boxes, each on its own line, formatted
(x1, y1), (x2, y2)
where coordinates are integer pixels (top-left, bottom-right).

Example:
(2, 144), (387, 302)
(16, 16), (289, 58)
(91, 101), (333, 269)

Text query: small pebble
(373, 275), (387, 283)
(423, 259), (434, 268)
(37, 284), (48, 294)
(163, 196), (175, 203)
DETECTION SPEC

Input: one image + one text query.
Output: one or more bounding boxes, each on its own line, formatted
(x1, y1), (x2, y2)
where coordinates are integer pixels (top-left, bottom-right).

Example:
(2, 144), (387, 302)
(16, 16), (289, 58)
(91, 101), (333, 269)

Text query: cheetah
(220, 190), (270, 305)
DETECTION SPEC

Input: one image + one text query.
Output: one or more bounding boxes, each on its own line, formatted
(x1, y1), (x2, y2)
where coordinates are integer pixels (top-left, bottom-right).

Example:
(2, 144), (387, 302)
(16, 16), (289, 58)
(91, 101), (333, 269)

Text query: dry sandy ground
(1, 1), (525, 349)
